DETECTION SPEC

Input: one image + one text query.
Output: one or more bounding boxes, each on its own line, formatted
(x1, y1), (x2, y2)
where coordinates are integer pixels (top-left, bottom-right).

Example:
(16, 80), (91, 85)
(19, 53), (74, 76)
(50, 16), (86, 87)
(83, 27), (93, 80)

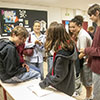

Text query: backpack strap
(28, 34), (31, 43)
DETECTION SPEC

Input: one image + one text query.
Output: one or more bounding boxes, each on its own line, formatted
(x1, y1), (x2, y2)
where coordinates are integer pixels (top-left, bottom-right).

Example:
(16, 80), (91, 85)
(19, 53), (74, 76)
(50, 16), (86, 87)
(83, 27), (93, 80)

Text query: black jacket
(0, 39), (27, 81)
(40, 46), (77, 96)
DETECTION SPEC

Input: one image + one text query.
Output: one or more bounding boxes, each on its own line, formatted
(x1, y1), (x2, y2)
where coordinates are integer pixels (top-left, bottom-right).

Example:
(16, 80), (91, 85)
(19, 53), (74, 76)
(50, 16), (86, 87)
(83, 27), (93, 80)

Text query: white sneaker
(72, 91), (80, 97)
(84, 99), (93, 100)
(84, 96), (93, 100)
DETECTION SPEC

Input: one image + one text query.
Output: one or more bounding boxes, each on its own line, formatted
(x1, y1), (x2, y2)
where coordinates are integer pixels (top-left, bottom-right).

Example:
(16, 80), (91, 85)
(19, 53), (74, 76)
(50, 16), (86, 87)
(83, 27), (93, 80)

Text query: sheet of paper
(27, 84), (53, 97)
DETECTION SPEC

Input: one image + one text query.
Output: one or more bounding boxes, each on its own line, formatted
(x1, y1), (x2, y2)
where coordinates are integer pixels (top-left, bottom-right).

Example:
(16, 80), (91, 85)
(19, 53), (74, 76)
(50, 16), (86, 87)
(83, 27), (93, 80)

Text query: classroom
(0, 1), (100, 100)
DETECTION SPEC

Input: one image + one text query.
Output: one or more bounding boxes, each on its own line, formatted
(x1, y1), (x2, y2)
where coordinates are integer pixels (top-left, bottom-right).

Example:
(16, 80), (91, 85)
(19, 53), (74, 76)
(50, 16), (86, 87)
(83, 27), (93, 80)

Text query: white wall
(0, 1), (92, 27)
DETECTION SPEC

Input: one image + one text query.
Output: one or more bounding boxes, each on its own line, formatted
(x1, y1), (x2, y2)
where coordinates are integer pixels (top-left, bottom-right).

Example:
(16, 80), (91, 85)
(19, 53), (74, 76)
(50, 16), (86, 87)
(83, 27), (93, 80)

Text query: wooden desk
(0, 79), (76, 100)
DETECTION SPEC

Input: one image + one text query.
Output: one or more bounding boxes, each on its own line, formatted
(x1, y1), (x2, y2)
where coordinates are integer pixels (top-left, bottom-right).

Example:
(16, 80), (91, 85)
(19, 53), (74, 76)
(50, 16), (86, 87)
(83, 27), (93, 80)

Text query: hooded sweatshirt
(43, 46), (77, 96)
(0, 39), (26, 81)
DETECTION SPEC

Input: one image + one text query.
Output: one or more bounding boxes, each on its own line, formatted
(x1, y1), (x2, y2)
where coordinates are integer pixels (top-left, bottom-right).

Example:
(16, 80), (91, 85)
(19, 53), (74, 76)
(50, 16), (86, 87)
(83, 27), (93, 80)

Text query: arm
(39, 57), (69, 88)
(80, 27), (100, 57)
(22, 63), (29, 72)
(85, 47), (100, 57)
(78, 33), (92, 58)
(79, 47), (100, 57)
(78, 36), (87, 49)
(5, 46), (26, 76)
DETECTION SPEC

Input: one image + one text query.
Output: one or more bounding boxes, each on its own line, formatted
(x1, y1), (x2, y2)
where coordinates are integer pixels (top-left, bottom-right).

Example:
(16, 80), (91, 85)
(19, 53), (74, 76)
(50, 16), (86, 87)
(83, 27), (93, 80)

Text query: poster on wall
(0, 8), (47, 36)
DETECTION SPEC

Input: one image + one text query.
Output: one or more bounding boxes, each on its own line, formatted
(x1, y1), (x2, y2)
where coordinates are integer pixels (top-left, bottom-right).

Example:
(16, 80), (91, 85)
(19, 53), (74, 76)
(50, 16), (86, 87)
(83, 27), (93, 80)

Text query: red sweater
(16, 44), (25, 64)
(85, 26), (100, 74)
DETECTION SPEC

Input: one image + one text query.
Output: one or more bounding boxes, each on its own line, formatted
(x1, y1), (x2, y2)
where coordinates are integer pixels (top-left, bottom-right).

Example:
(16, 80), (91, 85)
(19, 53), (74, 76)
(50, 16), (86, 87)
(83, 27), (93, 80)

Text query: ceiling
(0, 0), (100, 10)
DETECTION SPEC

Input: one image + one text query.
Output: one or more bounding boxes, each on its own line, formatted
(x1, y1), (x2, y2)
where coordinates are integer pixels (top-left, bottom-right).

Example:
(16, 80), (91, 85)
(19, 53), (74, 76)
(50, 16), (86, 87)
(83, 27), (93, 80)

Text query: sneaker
(84, 97), (93, 100)
(72, 91), (80, 97)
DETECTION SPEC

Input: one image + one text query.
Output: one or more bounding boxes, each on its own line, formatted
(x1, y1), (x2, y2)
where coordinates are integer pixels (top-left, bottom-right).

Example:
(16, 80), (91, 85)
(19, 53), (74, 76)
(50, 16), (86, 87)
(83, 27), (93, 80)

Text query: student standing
(69, 15), (93, 100)
(46, 21), (58, 72)
(25, 20), (46, 80)
(68, 28), (82, 97)
(39, 23), (77, 96)
(80, 4), (100, 100)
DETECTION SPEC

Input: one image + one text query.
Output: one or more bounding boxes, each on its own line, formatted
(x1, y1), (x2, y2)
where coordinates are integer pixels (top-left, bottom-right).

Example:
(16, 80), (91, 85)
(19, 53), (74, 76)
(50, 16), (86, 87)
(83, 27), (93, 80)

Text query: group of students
(0, 3), (100, 100)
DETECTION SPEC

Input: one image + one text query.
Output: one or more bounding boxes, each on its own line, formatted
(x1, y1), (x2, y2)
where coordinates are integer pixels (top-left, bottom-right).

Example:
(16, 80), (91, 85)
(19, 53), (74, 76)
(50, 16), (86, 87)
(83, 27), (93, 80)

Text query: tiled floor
(0, 62), (86, 100)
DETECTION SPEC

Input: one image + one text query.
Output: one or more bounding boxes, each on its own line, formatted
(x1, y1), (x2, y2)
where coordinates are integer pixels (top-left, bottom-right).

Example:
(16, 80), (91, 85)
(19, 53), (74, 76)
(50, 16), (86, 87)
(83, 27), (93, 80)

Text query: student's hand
(79, 53), (85, 59)
(39, 81), (46, 89)
(35, 40), (42, 46)
(22, 63), (29, 72)
(86, 58), (88, 62)
(79, 48), (85, 53)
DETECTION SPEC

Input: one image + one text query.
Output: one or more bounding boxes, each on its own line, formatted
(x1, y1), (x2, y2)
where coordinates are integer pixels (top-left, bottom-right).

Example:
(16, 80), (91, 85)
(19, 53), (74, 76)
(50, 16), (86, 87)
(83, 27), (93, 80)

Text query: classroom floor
(0, 61), (86, 100)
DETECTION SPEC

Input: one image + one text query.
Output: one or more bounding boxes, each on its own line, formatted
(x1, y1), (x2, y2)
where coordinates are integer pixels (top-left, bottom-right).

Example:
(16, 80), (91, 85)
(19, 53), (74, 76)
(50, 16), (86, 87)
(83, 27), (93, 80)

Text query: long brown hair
(45, 23), (74, 53)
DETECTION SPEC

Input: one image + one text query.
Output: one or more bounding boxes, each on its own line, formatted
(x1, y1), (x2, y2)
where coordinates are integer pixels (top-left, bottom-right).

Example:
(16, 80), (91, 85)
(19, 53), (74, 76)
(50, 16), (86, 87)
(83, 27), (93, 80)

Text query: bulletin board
(0, 8), (47, 36)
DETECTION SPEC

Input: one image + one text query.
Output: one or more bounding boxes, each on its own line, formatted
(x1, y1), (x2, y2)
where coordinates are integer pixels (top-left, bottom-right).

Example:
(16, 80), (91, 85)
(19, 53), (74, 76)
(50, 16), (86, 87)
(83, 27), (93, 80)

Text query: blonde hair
(88, 26), (95, 32)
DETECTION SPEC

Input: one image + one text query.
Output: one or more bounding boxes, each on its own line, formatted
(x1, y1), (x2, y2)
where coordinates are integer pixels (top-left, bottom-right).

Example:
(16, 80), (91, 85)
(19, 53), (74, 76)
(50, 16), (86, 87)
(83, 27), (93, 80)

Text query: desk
(0, 79), (76, 100)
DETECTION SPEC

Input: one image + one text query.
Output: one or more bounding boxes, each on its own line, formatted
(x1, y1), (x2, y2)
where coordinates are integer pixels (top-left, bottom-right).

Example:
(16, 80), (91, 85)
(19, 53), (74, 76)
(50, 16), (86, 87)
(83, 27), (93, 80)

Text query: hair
(88, 4), (100, 16)
(33, 20), (40, 26)
(88, 26), (95, 32)
(70, 15), (84, 26)
(49, 21), (58, 27)
(11, 26), (29, 38)
(46, 21), (58, 35)
(45, 23), (74, 53)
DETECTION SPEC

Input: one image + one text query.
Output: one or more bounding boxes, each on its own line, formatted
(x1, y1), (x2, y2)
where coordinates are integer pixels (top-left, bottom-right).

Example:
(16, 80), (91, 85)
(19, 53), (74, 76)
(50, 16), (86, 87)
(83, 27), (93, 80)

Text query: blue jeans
(47, 56), (53, 72)
(3, 68), (40, 83)
(26, 62), (41, 73)
(28, 62), (44, 80)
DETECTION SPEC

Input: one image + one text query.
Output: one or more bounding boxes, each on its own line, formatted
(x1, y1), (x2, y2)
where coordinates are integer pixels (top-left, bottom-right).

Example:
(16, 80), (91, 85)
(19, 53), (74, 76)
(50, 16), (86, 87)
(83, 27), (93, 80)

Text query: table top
(0, 79), (76, 100)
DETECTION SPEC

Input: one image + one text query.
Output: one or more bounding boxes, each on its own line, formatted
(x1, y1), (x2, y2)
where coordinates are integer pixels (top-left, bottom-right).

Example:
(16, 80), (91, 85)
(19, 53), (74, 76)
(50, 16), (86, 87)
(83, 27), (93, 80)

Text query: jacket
(25, 32), (46, 63)
(41, 46), (77, 96)
(0, 39), (27, 81)
(85, 26), (100, 74)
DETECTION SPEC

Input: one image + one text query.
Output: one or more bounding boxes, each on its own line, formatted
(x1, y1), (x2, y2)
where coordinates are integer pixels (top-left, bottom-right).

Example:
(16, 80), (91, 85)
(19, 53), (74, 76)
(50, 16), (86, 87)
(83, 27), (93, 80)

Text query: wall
(0, 1), (92, 28)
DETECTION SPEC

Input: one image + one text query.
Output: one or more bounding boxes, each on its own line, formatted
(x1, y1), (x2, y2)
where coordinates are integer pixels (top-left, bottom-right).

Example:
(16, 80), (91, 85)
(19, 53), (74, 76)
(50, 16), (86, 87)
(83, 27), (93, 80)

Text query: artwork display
(0, 8), (47, 36)
(4, 24), (14, 33)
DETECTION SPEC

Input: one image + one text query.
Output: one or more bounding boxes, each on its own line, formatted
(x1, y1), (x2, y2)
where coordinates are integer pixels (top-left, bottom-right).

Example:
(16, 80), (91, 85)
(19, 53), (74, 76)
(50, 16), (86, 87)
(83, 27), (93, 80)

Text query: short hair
(33, 20), (40, 26)
(88, 4), (100, 16)
(11, 26), (29, 38)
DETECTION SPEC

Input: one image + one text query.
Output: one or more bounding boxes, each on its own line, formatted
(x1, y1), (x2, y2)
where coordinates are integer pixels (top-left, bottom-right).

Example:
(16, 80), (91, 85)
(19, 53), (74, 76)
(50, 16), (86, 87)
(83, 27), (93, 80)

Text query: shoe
(72, 91), (80, 97)
(84, 97), (93, 100)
